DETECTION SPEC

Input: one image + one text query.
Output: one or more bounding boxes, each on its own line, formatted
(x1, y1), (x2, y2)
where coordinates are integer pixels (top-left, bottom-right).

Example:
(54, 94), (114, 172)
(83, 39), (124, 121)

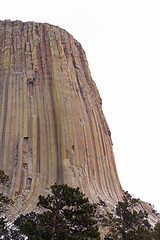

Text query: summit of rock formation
(0, 20), (122, 217)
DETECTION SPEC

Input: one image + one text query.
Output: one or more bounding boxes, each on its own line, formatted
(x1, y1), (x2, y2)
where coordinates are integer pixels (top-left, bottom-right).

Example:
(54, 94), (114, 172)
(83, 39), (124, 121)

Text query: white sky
(1, 0), (160, 211)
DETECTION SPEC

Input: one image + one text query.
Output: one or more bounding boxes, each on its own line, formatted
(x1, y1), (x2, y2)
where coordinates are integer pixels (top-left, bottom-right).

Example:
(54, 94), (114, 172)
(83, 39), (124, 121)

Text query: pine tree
(0, 170), (12, 238)
(103, 191), (153, 240)
(153, 222), (160, 240)
(15, 183), (100, 240)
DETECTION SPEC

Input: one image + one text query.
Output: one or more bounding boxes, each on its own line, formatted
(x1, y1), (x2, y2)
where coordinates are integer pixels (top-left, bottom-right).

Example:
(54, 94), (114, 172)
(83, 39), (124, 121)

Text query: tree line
(0, 170), (160, 240)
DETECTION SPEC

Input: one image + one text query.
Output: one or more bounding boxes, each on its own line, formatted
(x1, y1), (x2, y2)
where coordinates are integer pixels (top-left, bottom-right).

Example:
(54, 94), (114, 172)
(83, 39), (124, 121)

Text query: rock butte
(0, 20), (123, 216)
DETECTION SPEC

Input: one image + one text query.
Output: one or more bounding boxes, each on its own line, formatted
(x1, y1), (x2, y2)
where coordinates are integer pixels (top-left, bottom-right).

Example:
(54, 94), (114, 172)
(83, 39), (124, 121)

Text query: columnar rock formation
(0, 20), (122, 215)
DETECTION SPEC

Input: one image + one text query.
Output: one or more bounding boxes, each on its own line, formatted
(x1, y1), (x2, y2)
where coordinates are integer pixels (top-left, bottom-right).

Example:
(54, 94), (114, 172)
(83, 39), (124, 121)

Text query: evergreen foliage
(103, 191), (153, 240)
(0, 170), (9, 185)
(1, 181), (159, 240)
(153, 222), (160, 240)
(0, 170), (11, 214)
(15, 183), (100, 240)
(0, 170), (12, 238)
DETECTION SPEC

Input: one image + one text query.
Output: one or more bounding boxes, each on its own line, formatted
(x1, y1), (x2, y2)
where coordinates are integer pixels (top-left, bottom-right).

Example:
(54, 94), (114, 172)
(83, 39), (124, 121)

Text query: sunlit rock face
(0, 20), (122, 215)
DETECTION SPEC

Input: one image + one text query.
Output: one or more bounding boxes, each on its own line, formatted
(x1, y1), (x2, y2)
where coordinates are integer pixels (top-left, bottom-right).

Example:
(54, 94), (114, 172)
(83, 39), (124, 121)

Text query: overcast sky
(1, 0), (160, 211)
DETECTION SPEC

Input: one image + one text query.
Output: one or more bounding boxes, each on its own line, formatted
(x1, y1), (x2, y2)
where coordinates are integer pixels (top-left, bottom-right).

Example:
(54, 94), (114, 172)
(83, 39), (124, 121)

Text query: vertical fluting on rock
(0, 20), (122, 215)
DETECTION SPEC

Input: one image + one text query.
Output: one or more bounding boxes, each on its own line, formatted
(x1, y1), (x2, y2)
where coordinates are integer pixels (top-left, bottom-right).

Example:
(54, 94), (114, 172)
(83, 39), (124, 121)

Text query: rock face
(0, 20), (122, 215)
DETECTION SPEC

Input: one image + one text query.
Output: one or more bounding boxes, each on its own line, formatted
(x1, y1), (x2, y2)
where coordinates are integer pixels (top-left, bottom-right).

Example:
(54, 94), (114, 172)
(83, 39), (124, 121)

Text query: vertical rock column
(0, 20), (122, 215)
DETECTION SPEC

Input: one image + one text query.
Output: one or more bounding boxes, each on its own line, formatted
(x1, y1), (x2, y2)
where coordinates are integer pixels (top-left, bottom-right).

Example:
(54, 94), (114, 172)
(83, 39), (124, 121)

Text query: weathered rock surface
(0, 20), (122, 216)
